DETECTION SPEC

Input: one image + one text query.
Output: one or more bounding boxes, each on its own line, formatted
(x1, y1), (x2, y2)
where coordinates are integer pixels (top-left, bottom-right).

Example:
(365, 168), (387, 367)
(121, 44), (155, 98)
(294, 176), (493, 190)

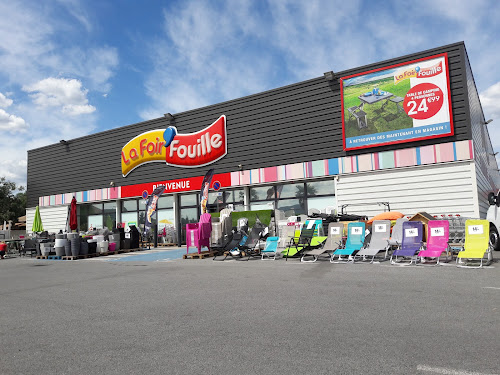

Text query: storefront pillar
(173, 193), (181, 247)
(116, 199), (122, 227)
(244, 186), (250, 211)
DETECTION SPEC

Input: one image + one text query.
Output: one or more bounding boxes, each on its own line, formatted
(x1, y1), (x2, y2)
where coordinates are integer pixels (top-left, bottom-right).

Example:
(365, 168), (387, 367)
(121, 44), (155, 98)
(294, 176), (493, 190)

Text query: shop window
(250, 186), (275, 201)
(306, 180), (335, 196)
(277, 198), (306, 216)
(103, 202), (116, 229)
(122, 212), (138, 227)
(122, 199), (138, 212)
(180, 193), (198, 206)
(307, 196), (336, 211)
(157, 195), (174, 209)
(225, 189), (244, 204)
(277, 183), (304, 199)
(158, 209), (175, 244)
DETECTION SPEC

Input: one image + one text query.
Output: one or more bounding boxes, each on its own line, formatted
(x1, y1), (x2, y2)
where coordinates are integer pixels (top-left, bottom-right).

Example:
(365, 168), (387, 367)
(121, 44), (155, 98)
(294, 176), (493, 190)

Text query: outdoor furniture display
(213, 231), (249, 261)
(330, 222), (366, 263)
(186, 213), (212, 254)
(301, 222), (343, 262)
(238, 219), (267, 261)
(418, 220), (451, 265)
(390, 221), (423, 266)
(20, 239), (38, 257)
(354, 220), (392, 263)
(388, 218), (409, 248)
(128, 225), (141, 249)
(456, 219), (492, 268)
(282, 222), (317, 260)
(237, 217), (248, 234)
(261, 237), (280, 260)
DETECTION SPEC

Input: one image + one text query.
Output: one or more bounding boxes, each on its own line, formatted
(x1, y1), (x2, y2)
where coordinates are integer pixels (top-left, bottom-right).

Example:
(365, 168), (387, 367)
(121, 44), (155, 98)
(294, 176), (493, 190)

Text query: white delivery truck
(486, 190), (500, 251)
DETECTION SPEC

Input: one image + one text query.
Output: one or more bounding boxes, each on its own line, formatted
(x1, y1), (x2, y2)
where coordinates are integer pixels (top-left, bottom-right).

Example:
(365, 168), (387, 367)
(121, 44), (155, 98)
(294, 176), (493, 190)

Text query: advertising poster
(341, 53), (453, 151)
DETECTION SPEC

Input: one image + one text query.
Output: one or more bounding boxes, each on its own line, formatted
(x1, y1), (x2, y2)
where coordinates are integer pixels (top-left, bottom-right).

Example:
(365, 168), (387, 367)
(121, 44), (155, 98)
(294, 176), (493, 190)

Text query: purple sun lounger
(390, 221), (423, 266)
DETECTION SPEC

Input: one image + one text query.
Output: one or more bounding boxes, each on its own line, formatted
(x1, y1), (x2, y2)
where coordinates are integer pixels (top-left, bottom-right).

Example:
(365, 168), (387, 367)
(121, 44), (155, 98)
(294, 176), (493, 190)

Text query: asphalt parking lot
(1, 253), (499, 375)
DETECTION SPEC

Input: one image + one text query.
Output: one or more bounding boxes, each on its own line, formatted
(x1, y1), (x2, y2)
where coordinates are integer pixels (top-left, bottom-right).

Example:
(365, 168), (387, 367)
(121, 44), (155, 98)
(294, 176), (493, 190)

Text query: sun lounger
(457, 219), (492, 268)
(354, 220), (391, 263)
(331, 222), (365, 263)
(418, 220), (451, 265)
(390, 221), (423, 266)
(301, 222), (343, 262)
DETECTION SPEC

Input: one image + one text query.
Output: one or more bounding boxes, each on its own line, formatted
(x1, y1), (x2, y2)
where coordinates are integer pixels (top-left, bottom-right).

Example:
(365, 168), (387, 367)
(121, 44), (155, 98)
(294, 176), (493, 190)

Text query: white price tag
(375, 224), (387, 232)
(468, 225), (483, 235)
(307, 221), (314, 229)
(405, 228), (418, 237)
(331, 227), (341, 235)
(431, 227), (444, 237)
(125, 233), (131, 239)
(351, 227), (362, 235)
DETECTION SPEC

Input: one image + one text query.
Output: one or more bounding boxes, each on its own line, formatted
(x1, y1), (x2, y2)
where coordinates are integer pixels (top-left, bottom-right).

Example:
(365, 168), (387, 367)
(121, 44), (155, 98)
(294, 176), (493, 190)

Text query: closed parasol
(69, 196), (78, 231)
(32, 205), (44, 233)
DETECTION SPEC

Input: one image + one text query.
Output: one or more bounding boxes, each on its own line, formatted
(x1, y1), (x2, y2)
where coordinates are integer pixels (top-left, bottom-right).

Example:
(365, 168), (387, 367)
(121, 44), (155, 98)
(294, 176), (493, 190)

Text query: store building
(26, 42), (500, 243)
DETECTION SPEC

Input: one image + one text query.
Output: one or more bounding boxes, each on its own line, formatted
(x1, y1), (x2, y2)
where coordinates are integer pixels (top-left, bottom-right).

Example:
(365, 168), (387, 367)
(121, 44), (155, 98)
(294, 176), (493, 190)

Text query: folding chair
(387, 218), (408, 248)
(261, 237), (280, 260)
(390, 221), (423, 266)
(354, 220), (391, 263)
(330, 222), (365, 263)
(213, 232), (247, 260)
(457, 220), (491, 268)
(20, 239), (38, 257)
(239, 220), (267, 261)
(301, 222), (343, 262)
(282, 222), (316, 261)
(418, 220), (452, 265)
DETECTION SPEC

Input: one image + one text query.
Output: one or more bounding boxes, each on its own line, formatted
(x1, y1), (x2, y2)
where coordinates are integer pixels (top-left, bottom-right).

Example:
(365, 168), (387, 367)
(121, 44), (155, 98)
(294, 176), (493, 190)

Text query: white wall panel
(26, 206), (69, 235)
(336, 161), (478, 218)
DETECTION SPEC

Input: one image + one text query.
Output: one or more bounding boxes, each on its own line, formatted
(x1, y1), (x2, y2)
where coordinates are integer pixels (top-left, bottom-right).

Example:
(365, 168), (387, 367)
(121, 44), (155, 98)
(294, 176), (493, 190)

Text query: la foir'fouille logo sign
(121, 115), (227, 177)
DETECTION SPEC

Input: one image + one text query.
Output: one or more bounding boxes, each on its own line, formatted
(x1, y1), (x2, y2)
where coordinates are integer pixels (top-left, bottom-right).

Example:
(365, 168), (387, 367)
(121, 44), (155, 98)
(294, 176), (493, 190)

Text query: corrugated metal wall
(336, 161), (477, 218)
(27, 42), (471, 208)
(463, 49), (500, 218)
(26, 206), (69, 235)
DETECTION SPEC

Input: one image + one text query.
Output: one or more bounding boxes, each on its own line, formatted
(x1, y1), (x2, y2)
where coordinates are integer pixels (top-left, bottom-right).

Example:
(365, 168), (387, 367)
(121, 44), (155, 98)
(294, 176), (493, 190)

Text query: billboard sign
(340, 53), (453, 151)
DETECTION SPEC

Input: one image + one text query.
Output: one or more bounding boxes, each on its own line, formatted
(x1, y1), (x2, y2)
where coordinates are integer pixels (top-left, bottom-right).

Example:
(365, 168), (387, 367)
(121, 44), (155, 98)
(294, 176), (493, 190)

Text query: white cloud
(0, 108), (28, 132)
(479, 82), (500, 120)
(23, 77), (96, 116)
(0, 92), (13, 108)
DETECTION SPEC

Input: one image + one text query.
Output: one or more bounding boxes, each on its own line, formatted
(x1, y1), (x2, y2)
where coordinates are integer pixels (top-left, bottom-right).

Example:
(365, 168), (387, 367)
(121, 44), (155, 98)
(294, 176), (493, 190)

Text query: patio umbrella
(69, 196), (78, 231)
(32, 205), (44, 233)
(159, 219), (173, 224)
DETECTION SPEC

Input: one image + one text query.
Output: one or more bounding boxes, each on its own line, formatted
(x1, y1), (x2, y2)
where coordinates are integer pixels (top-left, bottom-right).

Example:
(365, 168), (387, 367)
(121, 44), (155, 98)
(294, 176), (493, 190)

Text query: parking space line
(417, 364), (498, 375)
(482, 287), (500, 290)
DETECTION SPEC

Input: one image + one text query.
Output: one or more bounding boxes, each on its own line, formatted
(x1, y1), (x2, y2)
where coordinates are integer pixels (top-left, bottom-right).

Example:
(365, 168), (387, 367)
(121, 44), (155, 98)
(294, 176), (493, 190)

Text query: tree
(0, 177), (26, 224)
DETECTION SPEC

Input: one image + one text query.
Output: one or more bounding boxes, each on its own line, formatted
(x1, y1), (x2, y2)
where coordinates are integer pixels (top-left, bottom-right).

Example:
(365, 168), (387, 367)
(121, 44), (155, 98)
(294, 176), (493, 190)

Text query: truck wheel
(490, 226), (500, 251)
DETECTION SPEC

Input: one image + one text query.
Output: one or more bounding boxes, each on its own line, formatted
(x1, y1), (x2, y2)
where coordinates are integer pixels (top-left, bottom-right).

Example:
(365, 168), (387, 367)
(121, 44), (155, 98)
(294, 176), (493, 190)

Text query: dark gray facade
(27, 42), (471, 208)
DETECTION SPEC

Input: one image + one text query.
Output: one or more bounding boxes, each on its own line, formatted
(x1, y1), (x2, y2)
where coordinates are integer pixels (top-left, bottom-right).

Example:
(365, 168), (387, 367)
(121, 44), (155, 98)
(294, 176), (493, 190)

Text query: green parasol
(32, 205), (44, 233)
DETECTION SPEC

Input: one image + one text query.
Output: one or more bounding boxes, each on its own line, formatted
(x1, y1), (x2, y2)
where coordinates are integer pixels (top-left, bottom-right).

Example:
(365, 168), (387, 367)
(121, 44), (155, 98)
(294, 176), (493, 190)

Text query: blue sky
(1, 0), (500, 188)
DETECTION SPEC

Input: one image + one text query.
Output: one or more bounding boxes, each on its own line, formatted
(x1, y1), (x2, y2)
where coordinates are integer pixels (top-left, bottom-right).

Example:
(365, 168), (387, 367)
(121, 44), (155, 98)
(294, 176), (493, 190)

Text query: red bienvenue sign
(121, 172), (232, 198)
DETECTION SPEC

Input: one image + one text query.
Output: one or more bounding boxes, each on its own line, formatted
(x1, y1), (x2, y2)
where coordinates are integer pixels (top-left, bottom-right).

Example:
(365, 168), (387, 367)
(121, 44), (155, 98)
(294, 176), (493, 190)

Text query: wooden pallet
(157, 243), (176, 247)
(36, 255), (49, 259)
(183, 251), (215, 259)
(62, 254), (92, 260)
